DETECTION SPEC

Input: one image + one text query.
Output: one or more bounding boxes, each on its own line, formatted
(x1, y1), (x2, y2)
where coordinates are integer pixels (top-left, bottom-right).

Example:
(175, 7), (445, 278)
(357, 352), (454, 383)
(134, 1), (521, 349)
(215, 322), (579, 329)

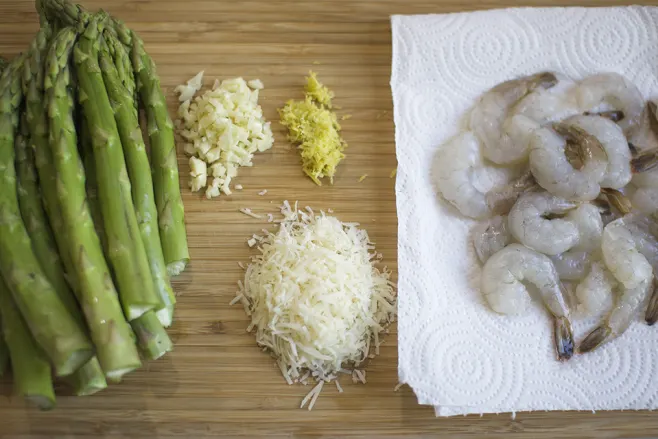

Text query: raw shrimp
(470, 72), (558, 165)
(508, 192), (579, 255)
(576, 72), (643, 137)
(481, 244), (574, 361)
(434, 131), (520, 219)
(529, 122), (607, 201)
(601, 217), (653, 290)
(472, 215), (513, 263)
(579, 277), (652, 353)
(484, 170), (538, 216)
(550, 250), (591, 281)
(580, 215), (654, 351)
(575, 262), (616, 317)
(565, 115), (631, 189)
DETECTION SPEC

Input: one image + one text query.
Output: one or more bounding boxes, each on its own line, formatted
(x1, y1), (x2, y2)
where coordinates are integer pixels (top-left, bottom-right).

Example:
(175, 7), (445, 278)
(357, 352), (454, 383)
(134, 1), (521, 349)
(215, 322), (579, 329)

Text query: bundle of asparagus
(0, 0), (189, 409)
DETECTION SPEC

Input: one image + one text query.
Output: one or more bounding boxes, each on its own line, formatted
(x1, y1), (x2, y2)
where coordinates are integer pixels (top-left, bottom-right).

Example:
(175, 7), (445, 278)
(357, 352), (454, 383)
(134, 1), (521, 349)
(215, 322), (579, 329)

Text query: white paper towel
(391, 6), (658, 416)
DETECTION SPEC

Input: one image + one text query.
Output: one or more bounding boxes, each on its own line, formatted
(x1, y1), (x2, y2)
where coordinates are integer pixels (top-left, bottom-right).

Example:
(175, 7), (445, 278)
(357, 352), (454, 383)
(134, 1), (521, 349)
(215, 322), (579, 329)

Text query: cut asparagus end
(155, 307), (174, 328)
(126, 305), (157, 322)
(68, 357), (108, 396)
(132, 311), (173, 361)
(55, 348), (95, 377)
(26, 394), (56, 411)
(167, 260), (188, 277)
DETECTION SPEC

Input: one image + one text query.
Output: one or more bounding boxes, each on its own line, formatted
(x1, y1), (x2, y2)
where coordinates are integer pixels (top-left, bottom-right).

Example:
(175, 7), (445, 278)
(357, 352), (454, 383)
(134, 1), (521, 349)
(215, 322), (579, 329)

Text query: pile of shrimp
(435, 72), (658, 361)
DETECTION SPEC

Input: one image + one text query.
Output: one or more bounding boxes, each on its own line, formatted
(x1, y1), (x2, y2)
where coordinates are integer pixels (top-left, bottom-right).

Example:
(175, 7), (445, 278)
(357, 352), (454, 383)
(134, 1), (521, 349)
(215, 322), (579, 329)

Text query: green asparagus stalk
(130, 29), (190, 276)
(75, 14), (162, 321)
(131, 311), (173, 361)
(21, 24), (107, 395)
(37, 0), (90, 30)
(0, 54), (93, 377)
(45, 26), (141, 381)
(16, 114), (108, 396)
(100, 32), (177, 327)
(0, 275), (56, 410)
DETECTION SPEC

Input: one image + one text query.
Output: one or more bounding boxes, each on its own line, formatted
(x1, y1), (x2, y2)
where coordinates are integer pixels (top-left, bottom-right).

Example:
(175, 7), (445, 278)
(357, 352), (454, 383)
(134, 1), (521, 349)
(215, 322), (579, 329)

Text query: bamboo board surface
(1, 0), (658, 437)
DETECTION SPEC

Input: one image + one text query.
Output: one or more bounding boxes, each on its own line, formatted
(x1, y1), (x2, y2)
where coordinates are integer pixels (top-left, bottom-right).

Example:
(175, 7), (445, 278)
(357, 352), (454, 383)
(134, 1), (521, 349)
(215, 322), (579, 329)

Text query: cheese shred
(236, 201), (397, 410)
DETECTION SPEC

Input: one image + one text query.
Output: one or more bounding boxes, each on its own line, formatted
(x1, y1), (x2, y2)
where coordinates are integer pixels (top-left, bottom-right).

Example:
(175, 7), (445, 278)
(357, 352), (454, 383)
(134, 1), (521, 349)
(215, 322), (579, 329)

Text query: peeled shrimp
(434, 131), (520, 219)
(576, 72), (643, 137)
(529, 122), (607, 201)
(481, 244), (574, 360)
(565, 115), (632, 189)
(575, 261), (616, 317)
(580, 217), (655, 352)
(470, 72), (558, 165)
(579, 277), (652, 353)
(472, 215), (512, 263)
(508, 192), (579, 255)
(601, 217), (653, 289)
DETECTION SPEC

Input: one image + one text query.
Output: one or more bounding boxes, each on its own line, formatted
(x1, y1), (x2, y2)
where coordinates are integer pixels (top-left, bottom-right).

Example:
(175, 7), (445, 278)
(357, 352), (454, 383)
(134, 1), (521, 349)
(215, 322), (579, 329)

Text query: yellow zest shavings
(358, 174), (368, 182)
(390, 169), (397, 178)
(305, 71), (334, 108)
(279, 72), (347, 185)
(341, 114), (352, 121)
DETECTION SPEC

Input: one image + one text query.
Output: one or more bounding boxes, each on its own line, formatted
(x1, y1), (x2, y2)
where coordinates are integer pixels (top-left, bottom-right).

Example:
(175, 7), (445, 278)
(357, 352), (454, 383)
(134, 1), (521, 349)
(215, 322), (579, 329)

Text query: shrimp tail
(578, 325), (612, 353)
(554, 316), (574, 361)
(601, 188), (633, 215)
(644, 280), (658, 326)
(631, 149), (658, 174)
(530, 72), (559, 90)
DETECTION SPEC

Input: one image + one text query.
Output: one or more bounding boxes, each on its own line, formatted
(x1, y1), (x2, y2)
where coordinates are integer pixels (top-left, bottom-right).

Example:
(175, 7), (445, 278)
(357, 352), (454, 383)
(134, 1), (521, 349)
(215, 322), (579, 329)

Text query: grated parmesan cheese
(176, 74), (274, 198)
(236, 201), (397, 410)
(239, 208), (263, 219)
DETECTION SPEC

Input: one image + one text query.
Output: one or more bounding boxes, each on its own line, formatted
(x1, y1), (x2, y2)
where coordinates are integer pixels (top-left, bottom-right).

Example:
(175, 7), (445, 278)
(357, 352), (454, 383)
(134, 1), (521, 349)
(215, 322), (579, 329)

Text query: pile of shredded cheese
(233, 202), (397, 410)
(175, 72), (274, 198)
(279, 72), (347, 186)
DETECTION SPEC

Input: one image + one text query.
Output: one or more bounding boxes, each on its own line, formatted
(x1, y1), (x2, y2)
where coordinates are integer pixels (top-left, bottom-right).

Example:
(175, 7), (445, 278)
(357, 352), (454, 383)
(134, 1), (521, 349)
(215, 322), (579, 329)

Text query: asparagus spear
(75, 14), (162, 321)
(100, 32), (177, 327)
(16, 116), (108, 397)
(129, 29), (190, 276)
(0, 56), (8, 74)
(0, 275), (56, 410)
(131, 311), (173, 361)
(0, 54), (93, 377)
(45, 26), (141, 380)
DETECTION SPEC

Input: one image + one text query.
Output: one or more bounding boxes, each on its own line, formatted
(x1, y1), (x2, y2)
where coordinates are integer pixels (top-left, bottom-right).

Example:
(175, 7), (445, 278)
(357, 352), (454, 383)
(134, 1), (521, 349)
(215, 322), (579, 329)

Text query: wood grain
(1, 0), (657, 437)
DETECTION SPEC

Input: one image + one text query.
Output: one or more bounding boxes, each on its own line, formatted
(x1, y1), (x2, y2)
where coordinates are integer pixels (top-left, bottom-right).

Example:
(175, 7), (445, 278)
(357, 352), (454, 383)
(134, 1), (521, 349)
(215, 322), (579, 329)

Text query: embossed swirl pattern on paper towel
(391, 6), (658, 415)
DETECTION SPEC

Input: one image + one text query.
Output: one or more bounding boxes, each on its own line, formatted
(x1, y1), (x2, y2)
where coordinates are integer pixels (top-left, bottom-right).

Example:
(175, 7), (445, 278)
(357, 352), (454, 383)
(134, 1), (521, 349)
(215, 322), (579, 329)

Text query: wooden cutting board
(1, 0), (657, 437)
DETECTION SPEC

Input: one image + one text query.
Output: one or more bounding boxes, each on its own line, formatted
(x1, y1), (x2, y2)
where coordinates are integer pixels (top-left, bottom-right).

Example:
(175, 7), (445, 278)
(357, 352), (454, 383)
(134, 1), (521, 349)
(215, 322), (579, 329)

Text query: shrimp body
(508, 192), (579, 255)
(601, 218), (653, 290)
(576, 73), (643, 137)
(434, 131), (519, 219)
(550, 250), (591, 281)
(575, 261), (616, 317)
(566, 115), (632, 189)
(631, 187), (658, 214)
(481, 244), (574, 360)
(529, 124), (607, 201)
(567, 203), (604, 252)
(472, 215), (513, 264)
(471, 72), (558, 165)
